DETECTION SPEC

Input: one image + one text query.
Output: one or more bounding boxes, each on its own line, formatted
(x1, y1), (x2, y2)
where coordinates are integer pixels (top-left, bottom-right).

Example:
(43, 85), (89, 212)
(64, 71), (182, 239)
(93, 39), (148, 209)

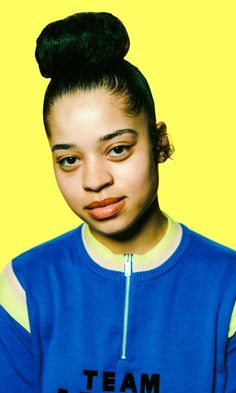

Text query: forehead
(48, 88), (148, 142)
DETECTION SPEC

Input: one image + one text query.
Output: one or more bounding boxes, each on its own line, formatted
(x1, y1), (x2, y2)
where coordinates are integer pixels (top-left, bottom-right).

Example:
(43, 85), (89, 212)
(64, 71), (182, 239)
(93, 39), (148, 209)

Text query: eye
(108, 145), (130, 158)
(57, 156), (81, 170)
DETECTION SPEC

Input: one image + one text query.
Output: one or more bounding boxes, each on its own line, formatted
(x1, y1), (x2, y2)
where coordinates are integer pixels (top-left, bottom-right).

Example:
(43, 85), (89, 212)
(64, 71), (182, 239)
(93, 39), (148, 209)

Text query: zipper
(121, 253), (133, 360)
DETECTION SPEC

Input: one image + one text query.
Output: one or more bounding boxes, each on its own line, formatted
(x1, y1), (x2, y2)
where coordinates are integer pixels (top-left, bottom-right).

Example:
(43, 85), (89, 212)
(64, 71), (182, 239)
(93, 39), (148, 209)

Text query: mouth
(85, 197), (126, 220)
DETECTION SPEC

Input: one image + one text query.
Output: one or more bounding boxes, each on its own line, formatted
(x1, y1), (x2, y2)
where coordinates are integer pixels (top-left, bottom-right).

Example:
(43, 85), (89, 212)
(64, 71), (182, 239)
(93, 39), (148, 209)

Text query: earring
(159, 152), (166, 162)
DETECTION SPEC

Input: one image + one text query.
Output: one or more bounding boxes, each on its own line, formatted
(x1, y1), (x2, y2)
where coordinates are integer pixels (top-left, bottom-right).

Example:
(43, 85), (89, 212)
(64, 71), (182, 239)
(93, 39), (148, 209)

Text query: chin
(87, 215), (141, 238)
(91, 222), (129, 236)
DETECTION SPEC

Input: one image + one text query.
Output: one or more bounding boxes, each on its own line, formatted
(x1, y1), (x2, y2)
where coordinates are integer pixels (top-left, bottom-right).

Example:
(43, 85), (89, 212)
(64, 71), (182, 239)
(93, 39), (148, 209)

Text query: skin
(48, 88), (168, 254)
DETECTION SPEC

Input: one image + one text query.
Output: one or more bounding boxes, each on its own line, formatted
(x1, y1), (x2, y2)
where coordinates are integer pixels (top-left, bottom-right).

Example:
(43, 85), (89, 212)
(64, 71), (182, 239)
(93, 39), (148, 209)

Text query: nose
(82, 158), (113, 192)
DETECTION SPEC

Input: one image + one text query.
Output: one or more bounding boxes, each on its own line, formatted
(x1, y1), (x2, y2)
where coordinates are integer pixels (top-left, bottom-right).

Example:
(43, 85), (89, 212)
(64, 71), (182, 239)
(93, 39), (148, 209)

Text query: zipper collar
(81, 213), (183, 274)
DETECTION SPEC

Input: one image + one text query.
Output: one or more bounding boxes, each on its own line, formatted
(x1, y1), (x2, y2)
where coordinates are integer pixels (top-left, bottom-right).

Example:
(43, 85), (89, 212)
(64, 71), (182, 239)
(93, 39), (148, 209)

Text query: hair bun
(35, 12), (130, 79)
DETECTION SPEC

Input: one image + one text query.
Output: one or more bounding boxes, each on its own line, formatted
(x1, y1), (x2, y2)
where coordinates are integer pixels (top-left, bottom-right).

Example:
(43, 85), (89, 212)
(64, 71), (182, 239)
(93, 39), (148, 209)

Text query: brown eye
(58, 156), (81, 169)
(64, 157), (77, 165)
(109, 146), (129, 157)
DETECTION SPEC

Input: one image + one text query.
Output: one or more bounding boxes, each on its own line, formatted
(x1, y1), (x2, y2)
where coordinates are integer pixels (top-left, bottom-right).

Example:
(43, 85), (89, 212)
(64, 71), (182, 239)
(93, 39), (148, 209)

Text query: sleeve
(225, 301), (236, 392)
(0, 262), (35, 392)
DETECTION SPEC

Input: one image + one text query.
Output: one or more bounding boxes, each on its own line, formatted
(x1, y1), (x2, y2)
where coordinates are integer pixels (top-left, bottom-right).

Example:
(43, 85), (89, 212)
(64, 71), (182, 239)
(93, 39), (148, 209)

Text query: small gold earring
(159, 152), (166, 162)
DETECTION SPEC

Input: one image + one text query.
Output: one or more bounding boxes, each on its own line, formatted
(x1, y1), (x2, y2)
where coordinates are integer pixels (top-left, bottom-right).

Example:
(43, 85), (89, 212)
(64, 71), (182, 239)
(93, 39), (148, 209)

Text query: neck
(89, 198), (168, 254)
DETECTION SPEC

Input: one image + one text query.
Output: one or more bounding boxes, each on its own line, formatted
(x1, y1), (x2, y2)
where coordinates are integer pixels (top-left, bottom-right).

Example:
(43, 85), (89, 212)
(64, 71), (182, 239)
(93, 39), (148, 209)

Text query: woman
(0, 12), (235, 393)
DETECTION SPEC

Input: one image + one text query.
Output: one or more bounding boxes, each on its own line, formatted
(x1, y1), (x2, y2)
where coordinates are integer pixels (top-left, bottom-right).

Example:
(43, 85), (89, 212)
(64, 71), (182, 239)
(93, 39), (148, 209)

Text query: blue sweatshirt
(0, 217), (236, 393)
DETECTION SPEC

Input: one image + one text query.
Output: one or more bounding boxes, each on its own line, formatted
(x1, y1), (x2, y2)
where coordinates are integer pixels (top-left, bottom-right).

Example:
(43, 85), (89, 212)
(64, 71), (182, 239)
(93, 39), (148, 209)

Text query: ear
(155, 121), (174, 163)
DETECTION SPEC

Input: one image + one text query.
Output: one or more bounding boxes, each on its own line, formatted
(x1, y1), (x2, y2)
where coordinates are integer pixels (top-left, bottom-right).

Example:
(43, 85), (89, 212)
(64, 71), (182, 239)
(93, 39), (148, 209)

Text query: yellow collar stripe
(82, 213), (182, 272)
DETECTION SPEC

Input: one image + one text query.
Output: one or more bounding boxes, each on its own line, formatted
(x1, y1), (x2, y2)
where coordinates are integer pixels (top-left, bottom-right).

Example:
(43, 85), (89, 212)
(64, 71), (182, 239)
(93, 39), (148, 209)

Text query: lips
(85, 197), (125, 209)
(85, 197), (126, 220)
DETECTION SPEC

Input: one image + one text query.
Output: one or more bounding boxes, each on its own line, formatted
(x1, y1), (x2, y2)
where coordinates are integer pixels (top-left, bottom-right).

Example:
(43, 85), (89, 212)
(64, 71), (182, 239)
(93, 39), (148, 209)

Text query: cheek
(53, 169), (81, 204)
(115, 153), (158, 193)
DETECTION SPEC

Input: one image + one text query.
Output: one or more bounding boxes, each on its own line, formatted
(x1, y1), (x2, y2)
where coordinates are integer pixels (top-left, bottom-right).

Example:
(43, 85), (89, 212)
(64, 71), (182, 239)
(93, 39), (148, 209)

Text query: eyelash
(108, 145), (130, 158)
(56, 145), (131, 171)
(57, 156), (81, 170)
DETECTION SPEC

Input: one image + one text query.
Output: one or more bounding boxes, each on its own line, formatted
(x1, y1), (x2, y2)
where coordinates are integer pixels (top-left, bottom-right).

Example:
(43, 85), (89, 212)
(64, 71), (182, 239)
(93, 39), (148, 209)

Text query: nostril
(83, 180), (113, 192)
(82, 172), (114, 192)
(82, 160), (114, 191)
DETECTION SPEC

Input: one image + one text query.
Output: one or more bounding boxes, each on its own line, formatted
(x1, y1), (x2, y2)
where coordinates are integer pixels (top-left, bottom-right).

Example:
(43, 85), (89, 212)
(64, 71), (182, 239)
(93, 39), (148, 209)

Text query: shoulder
(182, 223), (236, 257)
(0, 226), (84, 332)
(4, 225), (84, 288)
(181, 223), (236, 272)
(13, 225), (83, 266)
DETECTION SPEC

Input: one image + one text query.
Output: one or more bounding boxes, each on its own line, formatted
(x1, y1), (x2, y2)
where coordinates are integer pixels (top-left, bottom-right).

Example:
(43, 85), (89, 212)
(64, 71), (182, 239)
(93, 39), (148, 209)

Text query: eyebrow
(99, 128), (138, 142)
(52, 143), (76, 152)
(51, 129), (138, 152)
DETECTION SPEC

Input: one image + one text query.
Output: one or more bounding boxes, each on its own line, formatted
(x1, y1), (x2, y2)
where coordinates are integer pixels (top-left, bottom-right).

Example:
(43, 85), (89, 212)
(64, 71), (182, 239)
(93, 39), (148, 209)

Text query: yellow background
(1, 0), (235, 267)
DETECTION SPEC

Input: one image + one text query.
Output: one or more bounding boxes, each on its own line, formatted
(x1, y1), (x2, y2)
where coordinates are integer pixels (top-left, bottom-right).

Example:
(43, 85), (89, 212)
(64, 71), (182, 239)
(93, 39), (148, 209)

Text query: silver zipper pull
(124, 254), (132, 277)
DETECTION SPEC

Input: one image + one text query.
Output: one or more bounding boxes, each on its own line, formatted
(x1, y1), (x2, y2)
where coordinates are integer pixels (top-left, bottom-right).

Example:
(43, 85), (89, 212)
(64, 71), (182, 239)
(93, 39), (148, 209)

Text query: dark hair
(35, 12), (173, 161)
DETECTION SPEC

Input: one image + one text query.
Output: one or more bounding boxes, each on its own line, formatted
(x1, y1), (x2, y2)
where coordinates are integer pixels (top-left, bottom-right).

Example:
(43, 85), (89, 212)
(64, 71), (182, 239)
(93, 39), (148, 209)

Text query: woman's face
(48, 88), (159, 236)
